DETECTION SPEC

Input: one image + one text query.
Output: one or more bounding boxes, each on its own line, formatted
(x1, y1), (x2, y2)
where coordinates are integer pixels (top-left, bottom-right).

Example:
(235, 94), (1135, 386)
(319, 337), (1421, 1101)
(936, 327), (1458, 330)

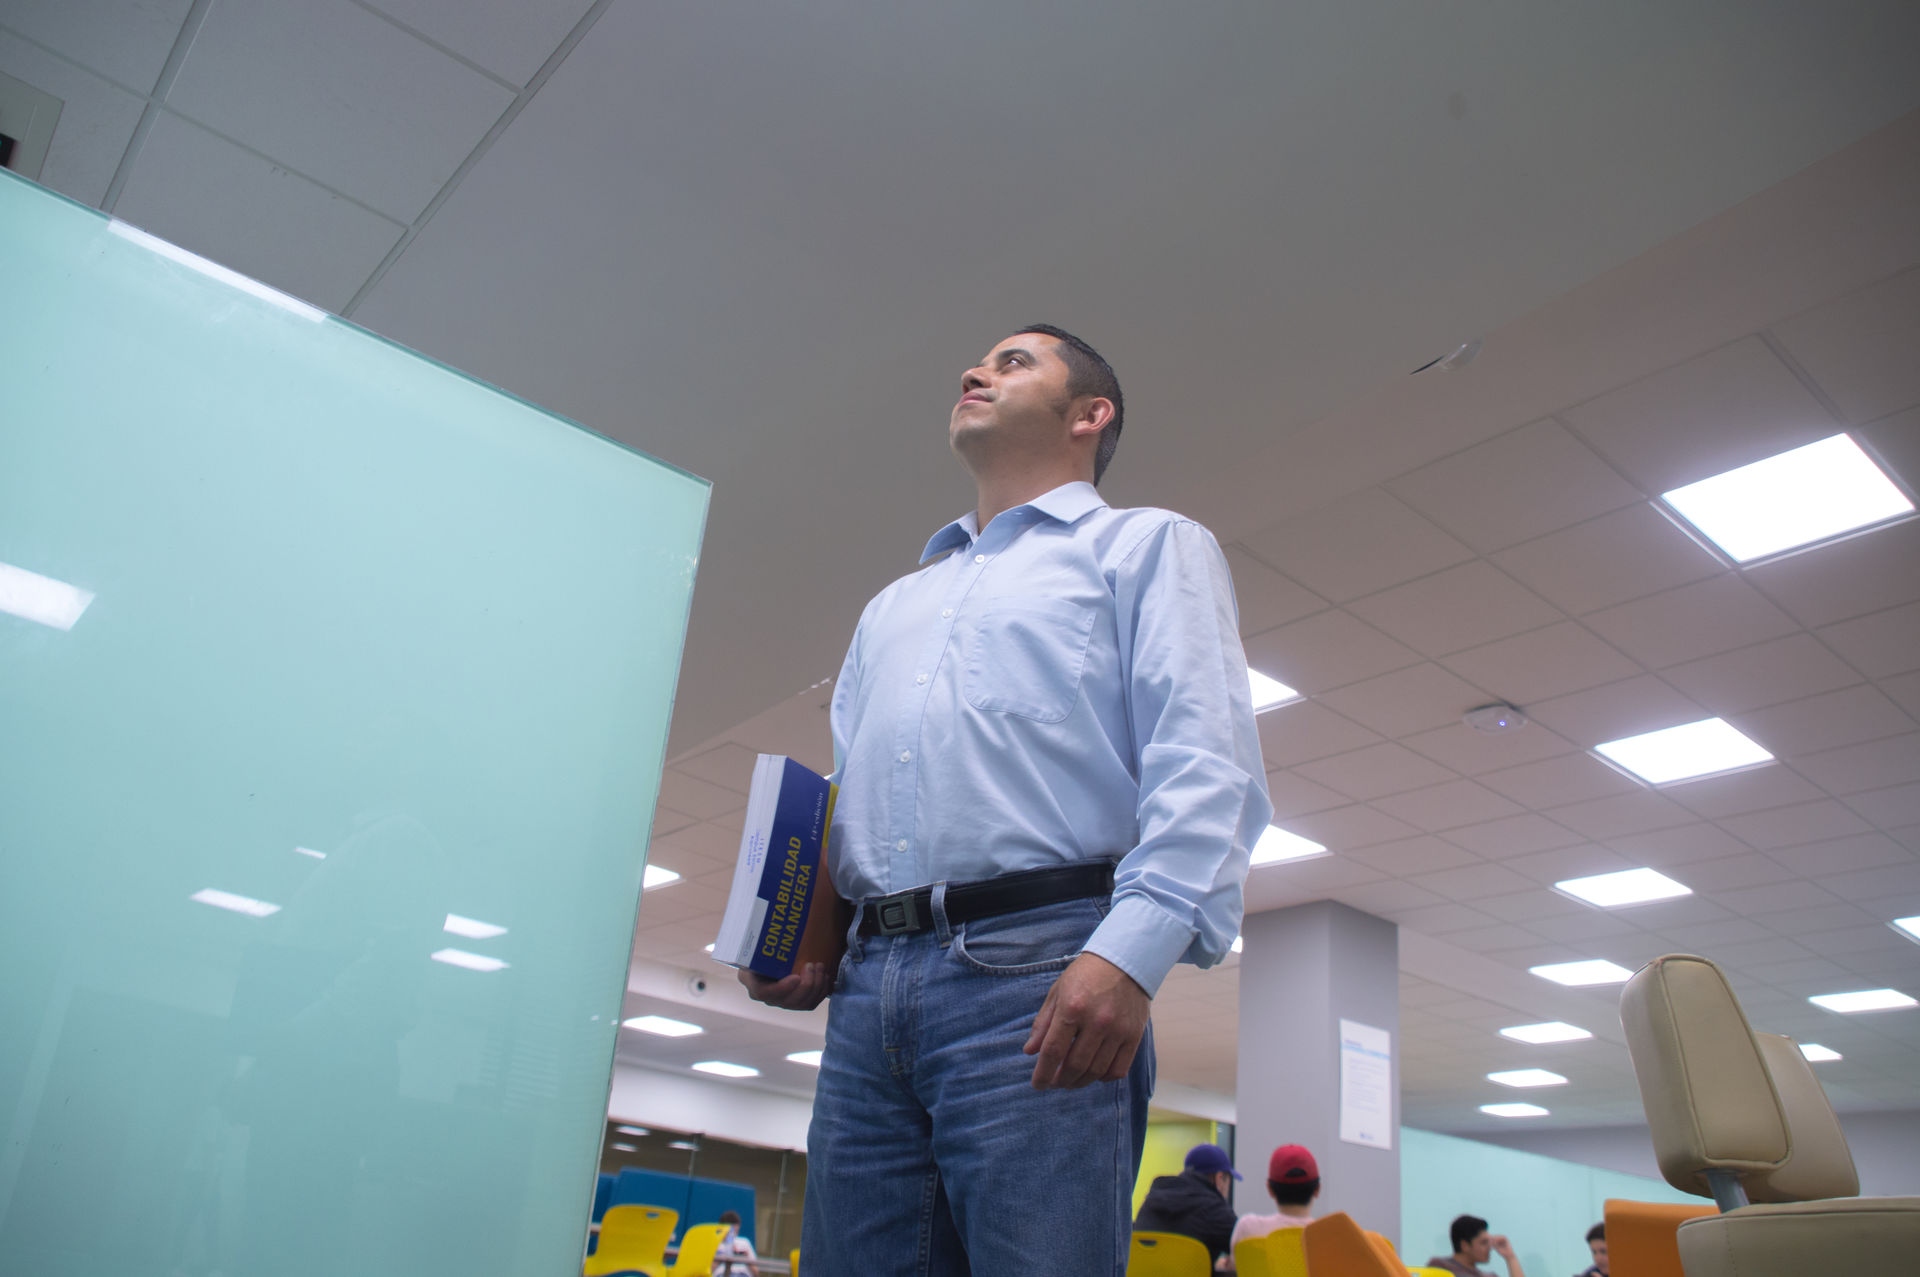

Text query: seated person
(1429, 1214), (1528, 1277)
(1229, 1143), (1320, 1252)
(1134, 1142), (1241, 1270)
(1574, 1222), (1605, 1277)
(711, 1209), (758, 1276)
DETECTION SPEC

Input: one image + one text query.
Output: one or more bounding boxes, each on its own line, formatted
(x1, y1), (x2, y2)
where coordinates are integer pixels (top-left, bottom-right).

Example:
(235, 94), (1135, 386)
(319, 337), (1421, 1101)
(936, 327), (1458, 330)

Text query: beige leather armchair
(1619, 953), (1920, 1275)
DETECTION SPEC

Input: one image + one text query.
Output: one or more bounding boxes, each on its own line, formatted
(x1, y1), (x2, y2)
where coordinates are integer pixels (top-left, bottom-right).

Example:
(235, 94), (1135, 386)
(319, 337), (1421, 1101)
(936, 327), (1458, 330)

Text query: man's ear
(1067, 395), (1115, 442)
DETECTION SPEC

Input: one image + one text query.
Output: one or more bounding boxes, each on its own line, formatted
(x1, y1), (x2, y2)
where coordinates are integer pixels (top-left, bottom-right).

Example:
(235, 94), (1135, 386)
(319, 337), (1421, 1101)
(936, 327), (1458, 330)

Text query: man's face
(949, 333), (1077, 468)
(1589, 1238), (1608, 1274)
(1214, 1171), (1234, 1199)
(1468, 1232), (1493, 1263)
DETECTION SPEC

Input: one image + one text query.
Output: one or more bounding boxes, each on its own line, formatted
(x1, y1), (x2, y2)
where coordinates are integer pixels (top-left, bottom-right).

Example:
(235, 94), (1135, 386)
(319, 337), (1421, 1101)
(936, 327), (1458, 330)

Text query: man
(1574, 1222), (1606, 1277)
(1430, 1215), (1528, 1277)
(1134, 1143), (1242, 1270)
(741, 325), (1270, 1275)
(710, 1209), (758, 1276)
(1228, 1143), (1321, 1253)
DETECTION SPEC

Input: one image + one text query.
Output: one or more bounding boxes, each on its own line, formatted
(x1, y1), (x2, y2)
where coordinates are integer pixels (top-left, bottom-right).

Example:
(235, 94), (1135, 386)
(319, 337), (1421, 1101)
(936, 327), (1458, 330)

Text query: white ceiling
(7, 1), (1920, 1140)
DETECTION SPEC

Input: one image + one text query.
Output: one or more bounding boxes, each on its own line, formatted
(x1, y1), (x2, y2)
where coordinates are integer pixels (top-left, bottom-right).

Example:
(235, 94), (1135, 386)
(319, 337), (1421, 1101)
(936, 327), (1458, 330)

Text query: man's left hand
(1023, 951), (1151, 1090)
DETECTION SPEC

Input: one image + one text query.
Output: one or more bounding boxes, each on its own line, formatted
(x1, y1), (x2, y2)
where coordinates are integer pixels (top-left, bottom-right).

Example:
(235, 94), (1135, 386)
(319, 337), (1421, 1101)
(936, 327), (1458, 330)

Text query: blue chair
(594, 1171), (615, 1223)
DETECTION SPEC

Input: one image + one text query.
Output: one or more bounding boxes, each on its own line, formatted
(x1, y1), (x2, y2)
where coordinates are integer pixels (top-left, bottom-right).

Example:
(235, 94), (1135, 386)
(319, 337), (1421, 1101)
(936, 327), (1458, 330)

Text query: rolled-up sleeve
(1081, 519), (1272, 996)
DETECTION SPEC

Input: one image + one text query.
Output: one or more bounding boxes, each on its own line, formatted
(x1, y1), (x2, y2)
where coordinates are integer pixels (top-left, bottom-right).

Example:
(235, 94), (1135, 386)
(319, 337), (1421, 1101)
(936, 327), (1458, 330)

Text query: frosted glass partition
(0, 170), (709, 1275)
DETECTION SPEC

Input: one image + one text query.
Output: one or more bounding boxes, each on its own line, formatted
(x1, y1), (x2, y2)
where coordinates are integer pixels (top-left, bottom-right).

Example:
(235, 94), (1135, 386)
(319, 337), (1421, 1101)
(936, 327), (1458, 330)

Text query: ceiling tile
(167, 0), (516, 221)
(1284, 804), (1422, 850)
(1480, 753), (1641, 808)
(1316, 662), (1495, 738)
(1494, 503), (1725, 617)
(1654, 918), (1773, 950)
(1348, 561), (1564, 659)
(1718, 799), (1872, 849)
(1767, 832), (1914, 878)
(1703, 938), (1817, 969)
(1385, 418), (1645, 553)
(1524, 674), (1707, 748)
(1225, 545), (1328, 637)
(112, 111), (405, 313)
(655, 769), (748, 820)
(1527, 911), (1643, 943)
(1799, 860), (1920, 905)
(1744, 516), (1920, 629)
(1818, 601), (1920, 679)
(1237, 488), (1474, 603)
(1372, 779), (1524, 832)
(1401, 720), (1579, 775)
(1345, 835), (1481, 876)
(1681, 853), (1803, 892)
(1439, 620), (1643, 708)
(672, 742), (759, 793)
(1770, 267), (1920, 425)
(1474, 888), (1587, 924)
(1545, 791), (1693, 839)
(1294, 743), (1457, 801)
(1614, 895), (1732, 929)
(361, 0), (598, 86)
(1242, 609), (1422, 695)
(1385, 902), (1499, 935)
(1779, 916), (1900, 952)
(1244, 855), (1385, 901)
(3, 0), (192, 93)
(1444, 813), (1586, 858)
(1664, 767), (1822, 819)
(1604, 823), (1754, 867)
(1716, 880), (1844, 916)
(1442, 921), (1546, 953)
(1660, 633), (1864, 715)
(1254, 699), (1384, 768)
(1883, 672), (1920, 721)
(1560, 336), (1841, 492)
(1499, 844), (1638, 885)
(1844, 781), (1920, 831)
(1328, 880), (1450, 915)
(1265, 769), (1353, 820)
(1743, 691), (1917, 764)
(0, 28), (146, 205)
(1583, 574), (1800, 669)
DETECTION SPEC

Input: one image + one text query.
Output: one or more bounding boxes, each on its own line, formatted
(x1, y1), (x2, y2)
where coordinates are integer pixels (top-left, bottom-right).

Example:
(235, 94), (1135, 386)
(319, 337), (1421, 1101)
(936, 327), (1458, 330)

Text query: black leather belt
(857, 860), (1116, 937)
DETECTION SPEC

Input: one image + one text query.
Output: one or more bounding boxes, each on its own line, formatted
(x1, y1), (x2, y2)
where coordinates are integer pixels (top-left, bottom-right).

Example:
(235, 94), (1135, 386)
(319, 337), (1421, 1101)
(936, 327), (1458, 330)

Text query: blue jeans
(801, 893), (1155, 1275)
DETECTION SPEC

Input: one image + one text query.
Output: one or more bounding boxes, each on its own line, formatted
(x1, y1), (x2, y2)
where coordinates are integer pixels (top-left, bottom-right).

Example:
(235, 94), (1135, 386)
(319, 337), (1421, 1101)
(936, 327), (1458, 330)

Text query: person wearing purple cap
(1134, 1143), (1242, 1270)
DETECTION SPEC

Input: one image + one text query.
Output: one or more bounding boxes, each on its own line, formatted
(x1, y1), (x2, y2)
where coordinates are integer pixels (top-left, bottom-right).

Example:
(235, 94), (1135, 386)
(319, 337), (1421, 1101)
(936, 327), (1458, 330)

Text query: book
(711, 754), (847, 979)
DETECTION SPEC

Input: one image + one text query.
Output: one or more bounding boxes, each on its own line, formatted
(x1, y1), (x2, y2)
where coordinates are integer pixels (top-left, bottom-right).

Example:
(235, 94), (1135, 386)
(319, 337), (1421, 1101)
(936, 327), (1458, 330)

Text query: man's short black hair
(720, 1209), (742, 1226)
(1587, 1222), (1605, 1243)
(1016, 322), (1123, 484)
(1451, 1215), (1489, 1252)
(1268, 1176), (1319, 1206)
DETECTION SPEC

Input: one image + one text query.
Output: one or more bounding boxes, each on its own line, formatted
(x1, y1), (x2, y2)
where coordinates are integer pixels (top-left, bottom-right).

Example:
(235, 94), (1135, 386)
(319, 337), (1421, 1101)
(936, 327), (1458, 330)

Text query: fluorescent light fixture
(611, 1142), (638, 1152)
(690, 1060), (759, 1079)
(1530, 959), (1634, 987)
(1480, 1103), (1549, 1118)
(703, 943), (716, 953)
(615, 1125), (650, 1136)
(0, 561), (95, 631)
(643, 864), (681, 889)
(1594, 718), (1773, 785)
(430, 948), (509, 972)
(623, 1014), (703, 1037)
(1809, 989), (1916, 1014)
(443, 913), (508, 940)
(1798, 1043), (1842, 1062)
(1488, 1068), (1568, 1088)
(1230, 935), (1244, 954)
(1248, 668), (1302, 713)
(668, 1140), (699, 1151)
(108, 220), (328, 322)
(1891, 916), (1920, 945)
(1498, 1022), (1592, 1045)
(293, 846), (326, 859)
(190, 888), (281, 918)
(1663, 434), (1914, 563)
(1250, 825), (1328, 866)
(786, 1050), (824, 1067)
(1555, 867), (1691, 908)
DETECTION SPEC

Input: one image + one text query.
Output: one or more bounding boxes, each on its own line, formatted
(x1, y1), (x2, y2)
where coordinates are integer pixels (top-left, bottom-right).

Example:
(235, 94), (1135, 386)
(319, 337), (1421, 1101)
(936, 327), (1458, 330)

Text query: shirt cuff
(1083, 893), (1196, 998)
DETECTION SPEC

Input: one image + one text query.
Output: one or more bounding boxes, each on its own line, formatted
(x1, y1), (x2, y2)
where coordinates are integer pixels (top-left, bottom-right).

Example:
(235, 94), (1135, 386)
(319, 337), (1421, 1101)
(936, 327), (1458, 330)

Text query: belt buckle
(872, 891), (922, 936)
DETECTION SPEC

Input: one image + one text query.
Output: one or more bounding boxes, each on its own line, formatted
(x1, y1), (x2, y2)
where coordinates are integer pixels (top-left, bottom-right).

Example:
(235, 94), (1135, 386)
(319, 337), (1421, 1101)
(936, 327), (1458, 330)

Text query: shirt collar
(919, 481), (1107, 564)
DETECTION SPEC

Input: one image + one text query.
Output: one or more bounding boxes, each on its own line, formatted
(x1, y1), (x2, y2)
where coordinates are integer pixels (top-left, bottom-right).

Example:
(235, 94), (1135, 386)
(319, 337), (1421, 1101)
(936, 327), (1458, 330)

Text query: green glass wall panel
(0, 170), (709, 1274)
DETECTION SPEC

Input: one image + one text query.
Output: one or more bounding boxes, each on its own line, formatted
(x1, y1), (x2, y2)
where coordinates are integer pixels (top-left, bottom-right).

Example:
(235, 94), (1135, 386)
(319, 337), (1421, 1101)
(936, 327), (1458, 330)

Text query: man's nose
(960, 365), (989, 393)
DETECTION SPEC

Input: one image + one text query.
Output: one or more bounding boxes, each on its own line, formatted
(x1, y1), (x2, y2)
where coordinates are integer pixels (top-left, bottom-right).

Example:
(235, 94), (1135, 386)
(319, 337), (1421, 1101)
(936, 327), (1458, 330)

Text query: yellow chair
(1232, 1236), (1275, 1277)
(584, 1205), (678, 1277)
(666, 1223), (729, 1275)
(1234, 1225), (1308, 1277)
(1303, 1212), (1403, 1277)
(1128, 1229), (1212, 1276)
(789, 1248), (799, 1275)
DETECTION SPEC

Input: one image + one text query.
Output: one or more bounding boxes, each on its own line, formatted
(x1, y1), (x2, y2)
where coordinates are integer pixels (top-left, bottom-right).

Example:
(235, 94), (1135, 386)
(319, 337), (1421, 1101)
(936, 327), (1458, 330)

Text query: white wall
(607, 1064), (814, 1152)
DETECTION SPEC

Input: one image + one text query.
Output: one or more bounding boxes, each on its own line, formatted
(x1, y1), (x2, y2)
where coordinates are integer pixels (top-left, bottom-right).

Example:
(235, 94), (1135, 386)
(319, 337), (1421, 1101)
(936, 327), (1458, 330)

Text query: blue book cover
(713, 755), (840, 979)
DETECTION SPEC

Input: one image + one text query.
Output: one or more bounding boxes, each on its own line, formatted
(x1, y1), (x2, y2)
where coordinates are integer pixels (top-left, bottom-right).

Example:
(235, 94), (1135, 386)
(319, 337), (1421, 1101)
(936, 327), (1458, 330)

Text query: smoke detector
(1464, 703), (1526, 735)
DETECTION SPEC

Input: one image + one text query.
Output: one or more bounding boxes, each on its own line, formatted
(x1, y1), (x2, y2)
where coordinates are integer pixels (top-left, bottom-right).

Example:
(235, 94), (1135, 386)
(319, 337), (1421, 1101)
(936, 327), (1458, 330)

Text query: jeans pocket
(961, 595), (1096, 723)
(950, 898), (1103, 976)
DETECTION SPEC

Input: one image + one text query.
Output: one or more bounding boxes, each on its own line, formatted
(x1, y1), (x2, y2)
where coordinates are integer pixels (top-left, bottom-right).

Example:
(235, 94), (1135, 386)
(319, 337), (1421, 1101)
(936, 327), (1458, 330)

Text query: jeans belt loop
(930, 881), (952, 948)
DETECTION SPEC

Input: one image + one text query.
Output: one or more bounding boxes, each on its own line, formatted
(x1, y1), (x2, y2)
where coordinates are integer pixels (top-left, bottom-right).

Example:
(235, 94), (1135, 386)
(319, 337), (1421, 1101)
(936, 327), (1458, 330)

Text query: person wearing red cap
(1228, 1144), (1321, 1255)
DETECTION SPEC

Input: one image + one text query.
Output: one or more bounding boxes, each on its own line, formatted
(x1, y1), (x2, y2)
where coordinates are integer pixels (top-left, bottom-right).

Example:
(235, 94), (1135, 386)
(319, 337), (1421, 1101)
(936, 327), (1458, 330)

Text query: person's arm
(1491, 1235), (1527, 1277)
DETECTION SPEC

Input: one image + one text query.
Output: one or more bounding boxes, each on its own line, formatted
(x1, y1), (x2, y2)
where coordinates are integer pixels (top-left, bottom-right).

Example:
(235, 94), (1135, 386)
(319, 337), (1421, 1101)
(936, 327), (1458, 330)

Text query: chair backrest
(1603, 1198), (1717, 1277)
(1302, 1213), (1403, 1277)
(789, 1248), (799, 1276)
(1619, 954), (1790, 1198)
(1233, 1236), (1276, 1277)
(1749, 1032), (1860, 1202)
(1265, 1226), (1309, 1277)
(1365, 1228), (1399, 1265)
(585, 1205), (679, 1277)
(668, 1223), (730, 1275)
(1128, 1230), (1212, 1276)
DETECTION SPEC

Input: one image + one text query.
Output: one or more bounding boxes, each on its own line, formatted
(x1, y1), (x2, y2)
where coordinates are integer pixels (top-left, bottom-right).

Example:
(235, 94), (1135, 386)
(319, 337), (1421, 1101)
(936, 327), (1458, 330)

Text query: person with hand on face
(1574, 1222), (1606, 1277)
(739, 325), (1270, 1276)
(1134, 1143), (1243, 1271)
(1430, 1214), (1528, 1277)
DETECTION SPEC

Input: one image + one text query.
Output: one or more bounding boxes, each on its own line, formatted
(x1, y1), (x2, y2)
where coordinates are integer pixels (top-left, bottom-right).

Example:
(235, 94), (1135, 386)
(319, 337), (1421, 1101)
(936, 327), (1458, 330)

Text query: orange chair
(1302, 1212), (1403, 1277)
(1604, 1199), (1716, 1277)
(584, 1205), (678, 1276)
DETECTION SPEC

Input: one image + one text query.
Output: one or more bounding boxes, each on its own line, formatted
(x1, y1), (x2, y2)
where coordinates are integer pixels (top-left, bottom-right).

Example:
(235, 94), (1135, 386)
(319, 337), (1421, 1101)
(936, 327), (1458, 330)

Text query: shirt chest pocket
(961, 595), (1097, 723)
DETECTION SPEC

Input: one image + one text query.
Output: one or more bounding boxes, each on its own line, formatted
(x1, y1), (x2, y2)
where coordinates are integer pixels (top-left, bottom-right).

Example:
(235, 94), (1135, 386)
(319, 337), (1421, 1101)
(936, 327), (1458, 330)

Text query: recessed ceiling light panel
(430, 948), (508, 972)
(1663, 434), (1914, 563)
(444, 913), (508, 939)
(1248, 668), (1302, 713)
(1487, 1069), (1568, 1088)
(623, 1015), (703, 1037)
(0, 560), (96, 631)
(1230, 935), (1244, 954)
(190, 888), (281, 917)
(1555, 867), (1691, 908)
(691, 1060), (759, 1078)
(1250, 825), (1328, 866)
(1530, 959), (1635, 987)
(1891, 917), (1920, 945)
(1798, 1043), (1842, 1062)
(786, 1050), (823, 1067)
(1809, 989), (1916, 1014)
(1498, 1022), (1592, 1045)
(1594, 718), (1772, 785)
(1480, 1103), (1549, 1118)
(643, 864), (681, 889)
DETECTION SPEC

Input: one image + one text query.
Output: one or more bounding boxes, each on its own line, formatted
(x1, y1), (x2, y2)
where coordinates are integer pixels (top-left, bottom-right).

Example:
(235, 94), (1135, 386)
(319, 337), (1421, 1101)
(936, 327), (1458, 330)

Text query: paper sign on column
(1338, 1018), (1394, 1150)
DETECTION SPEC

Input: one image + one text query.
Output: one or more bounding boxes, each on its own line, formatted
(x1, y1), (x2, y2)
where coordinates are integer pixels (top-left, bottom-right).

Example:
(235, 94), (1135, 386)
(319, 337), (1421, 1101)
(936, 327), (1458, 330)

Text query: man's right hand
(738, 962), (832, 1010)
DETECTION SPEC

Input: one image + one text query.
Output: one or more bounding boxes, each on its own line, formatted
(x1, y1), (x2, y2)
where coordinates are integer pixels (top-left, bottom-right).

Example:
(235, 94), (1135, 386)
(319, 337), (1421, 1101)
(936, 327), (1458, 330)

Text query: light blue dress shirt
(828, 481), (1272, 996)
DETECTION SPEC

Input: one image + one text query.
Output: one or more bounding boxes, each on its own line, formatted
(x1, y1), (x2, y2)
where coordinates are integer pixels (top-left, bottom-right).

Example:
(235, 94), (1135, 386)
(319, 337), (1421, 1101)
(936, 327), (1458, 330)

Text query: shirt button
(916, 673), (928, 685)
(941, 608), (953, 619)
(974, 554), (986, 564)
(896, 839), (909, 852)
(899, 750), (912, 763)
